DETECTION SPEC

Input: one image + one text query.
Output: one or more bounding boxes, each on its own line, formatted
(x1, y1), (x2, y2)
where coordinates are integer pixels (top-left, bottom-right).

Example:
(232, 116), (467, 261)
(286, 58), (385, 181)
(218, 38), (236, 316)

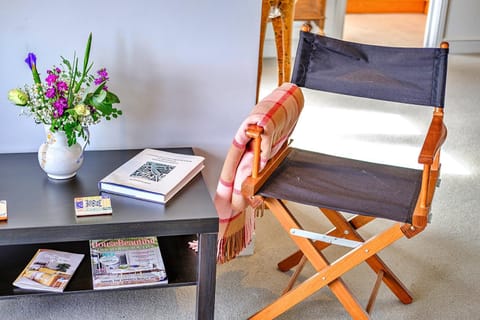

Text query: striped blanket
(215, 83), (304, 263)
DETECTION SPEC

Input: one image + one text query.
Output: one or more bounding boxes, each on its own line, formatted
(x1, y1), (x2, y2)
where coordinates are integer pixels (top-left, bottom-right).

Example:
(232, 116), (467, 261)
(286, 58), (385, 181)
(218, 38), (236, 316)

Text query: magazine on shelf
(89, 236), (168, 290)
(98, 148), (205, 204)
(13, 249), (84, 292)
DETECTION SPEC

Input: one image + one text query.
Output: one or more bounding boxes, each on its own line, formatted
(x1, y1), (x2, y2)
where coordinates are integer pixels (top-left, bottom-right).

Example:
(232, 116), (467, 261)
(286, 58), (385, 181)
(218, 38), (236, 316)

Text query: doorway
(346, 0), (429, 14)
(342, 0), (428, 47)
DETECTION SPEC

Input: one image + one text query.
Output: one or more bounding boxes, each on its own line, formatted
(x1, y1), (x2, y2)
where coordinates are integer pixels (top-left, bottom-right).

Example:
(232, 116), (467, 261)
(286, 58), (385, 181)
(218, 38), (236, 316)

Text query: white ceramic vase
(38, 126), (89, 179)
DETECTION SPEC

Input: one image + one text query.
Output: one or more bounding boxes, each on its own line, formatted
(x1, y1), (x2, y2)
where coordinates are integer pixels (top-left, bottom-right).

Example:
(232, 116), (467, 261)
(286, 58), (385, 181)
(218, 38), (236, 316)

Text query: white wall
(442, 0), (480, 53)
(0, 0), (262, 194)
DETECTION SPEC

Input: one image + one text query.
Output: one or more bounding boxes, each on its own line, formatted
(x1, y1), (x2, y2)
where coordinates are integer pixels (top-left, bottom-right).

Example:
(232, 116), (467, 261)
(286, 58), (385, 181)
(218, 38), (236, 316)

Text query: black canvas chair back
(292, 30), (448, 107)
(240, 26), (449, 319)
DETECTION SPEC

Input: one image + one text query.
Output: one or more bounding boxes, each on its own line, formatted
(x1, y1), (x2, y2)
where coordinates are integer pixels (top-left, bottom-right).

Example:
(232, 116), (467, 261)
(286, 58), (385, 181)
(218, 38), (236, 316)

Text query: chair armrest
(418, 111), (447, 165)
(241, 124), (291, 198)
(411, 110), (447, 231)
(245, 124), (264, 179)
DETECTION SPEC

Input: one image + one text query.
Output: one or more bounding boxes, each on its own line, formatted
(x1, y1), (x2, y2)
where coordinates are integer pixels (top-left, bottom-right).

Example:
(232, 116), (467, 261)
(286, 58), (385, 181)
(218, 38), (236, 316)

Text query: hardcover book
(90, 236), (168, 290)
(13, 249), (84, 292)
(98, 148), (205, 204)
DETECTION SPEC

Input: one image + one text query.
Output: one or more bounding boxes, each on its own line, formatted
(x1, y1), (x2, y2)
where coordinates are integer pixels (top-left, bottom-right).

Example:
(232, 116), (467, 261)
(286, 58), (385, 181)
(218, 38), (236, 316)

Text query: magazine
(98, 148), (205, 204)
(13, 249), (84, 292)
(90, 236), (168, 290)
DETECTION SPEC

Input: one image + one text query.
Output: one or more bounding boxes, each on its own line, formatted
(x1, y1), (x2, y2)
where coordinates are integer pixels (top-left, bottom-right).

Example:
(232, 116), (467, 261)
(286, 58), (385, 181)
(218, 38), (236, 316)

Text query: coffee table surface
(0, 148), (218, 245)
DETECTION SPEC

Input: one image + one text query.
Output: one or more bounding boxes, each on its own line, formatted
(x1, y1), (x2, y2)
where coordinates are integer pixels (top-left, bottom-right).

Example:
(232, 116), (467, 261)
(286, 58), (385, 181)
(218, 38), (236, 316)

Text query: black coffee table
(0, 148), (218, 320)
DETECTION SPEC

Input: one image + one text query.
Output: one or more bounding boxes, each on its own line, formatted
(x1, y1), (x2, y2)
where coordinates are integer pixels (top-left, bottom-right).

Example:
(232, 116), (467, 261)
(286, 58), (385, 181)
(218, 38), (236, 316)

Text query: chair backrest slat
(291, 31), (448, 107)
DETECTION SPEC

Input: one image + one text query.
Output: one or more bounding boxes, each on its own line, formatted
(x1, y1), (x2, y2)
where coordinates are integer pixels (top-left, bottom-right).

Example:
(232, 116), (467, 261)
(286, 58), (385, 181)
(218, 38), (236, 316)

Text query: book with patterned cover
(98, 149), (204, 204)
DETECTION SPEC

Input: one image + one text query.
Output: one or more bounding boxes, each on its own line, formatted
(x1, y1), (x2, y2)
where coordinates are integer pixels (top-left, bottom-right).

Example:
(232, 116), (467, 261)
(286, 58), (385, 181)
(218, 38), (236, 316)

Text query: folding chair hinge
(400, 224), (425, 238)
(290, 228), (362, 248)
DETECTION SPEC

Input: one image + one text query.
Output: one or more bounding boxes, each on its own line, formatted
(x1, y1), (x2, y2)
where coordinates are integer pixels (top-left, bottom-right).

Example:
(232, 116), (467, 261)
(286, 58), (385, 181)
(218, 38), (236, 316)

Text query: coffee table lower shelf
(0, 235), (197, 298)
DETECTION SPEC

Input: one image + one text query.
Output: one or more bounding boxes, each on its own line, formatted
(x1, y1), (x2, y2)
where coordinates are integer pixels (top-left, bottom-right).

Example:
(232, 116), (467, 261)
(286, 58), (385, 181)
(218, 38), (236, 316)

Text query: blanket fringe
(217, 228), (247, 264)
(217, 208), (256, 264)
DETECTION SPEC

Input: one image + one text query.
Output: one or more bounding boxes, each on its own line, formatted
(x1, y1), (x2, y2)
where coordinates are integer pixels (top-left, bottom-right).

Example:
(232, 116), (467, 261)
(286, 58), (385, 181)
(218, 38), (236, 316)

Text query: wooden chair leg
(255, 198), (369, 319)
(282, 254), (307, 294)
(280, 228), (347, 293)
(280, 210), (412, 305)
(366, 270), (385, 314)
(256, 0), (271, 103)
(256, 198), (411, 319)
(256, 0), (295, 100)
(278, 0), (294, 83)
(271, 15), (285, 86)
(321, 208), (413, 304)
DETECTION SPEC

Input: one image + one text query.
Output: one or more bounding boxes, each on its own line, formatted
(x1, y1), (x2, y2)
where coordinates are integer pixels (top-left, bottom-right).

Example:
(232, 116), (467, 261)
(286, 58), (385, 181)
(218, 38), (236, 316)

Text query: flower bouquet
(8, 33), (122, 146)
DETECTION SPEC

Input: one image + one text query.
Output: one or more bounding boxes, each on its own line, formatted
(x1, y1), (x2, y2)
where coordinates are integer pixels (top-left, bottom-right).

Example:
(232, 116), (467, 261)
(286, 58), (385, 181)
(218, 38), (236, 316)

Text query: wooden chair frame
(241, 92), (447, 318)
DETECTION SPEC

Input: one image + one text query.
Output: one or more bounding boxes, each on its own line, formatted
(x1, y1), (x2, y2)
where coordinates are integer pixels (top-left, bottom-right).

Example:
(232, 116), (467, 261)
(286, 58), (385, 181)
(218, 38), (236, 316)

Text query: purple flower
(53, 97), (67, 117)
(24, 53), (37, 70)
(24, 52), (42, 85)
(56, 81), (68, 92)
(45, 87), (56, 99)
(94, 68), (109, 88)
(97, 68), (109, 79)
(45, 72), (58, 86)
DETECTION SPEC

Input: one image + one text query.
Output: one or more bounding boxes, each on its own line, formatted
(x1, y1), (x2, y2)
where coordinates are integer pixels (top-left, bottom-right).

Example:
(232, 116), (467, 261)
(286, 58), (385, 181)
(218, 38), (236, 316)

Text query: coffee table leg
(196, 232), (217, 320)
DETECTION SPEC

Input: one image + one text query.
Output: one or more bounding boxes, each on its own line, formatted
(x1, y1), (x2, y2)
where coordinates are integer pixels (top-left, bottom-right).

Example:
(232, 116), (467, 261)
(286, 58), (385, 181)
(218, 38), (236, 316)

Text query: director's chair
(242, 26), (449, 319)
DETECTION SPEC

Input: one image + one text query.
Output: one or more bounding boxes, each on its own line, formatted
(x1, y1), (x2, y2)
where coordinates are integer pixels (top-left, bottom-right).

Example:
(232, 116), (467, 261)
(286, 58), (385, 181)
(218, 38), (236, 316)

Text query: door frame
(331, 0), (447, 47)
(424, 0), (448, 47)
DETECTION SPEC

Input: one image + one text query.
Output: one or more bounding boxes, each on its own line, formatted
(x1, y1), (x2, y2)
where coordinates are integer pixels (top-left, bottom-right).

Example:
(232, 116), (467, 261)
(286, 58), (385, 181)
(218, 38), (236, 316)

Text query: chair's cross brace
(366, 270), (385, 314)
(321, 208), (413, 304)
(290, 228), (363, 248)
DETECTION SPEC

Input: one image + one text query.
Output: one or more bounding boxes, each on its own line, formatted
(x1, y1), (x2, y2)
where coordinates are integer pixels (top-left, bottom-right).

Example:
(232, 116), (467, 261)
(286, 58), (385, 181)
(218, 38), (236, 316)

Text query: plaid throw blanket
(215, 83), (304, 263)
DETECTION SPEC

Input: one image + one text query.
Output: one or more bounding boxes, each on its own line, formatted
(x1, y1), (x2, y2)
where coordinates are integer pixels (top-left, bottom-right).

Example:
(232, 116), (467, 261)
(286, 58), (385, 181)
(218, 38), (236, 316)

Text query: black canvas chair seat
(259, 148), (423, 223)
